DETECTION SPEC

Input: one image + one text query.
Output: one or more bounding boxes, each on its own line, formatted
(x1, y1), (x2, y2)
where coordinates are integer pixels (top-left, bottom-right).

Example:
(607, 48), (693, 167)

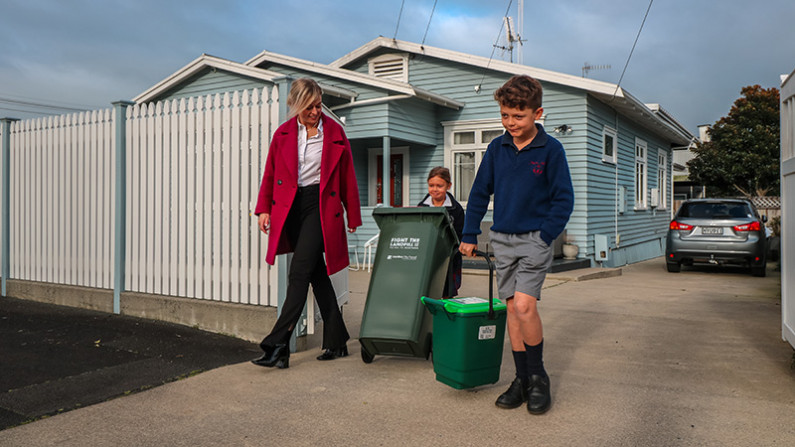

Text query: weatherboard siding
(585, 96), (673, 266)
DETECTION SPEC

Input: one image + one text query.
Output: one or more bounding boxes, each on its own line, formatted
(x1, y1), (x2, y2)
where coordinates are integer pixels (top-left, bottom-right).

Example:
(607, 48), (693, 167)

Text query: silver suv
(665, 199), (768, 276)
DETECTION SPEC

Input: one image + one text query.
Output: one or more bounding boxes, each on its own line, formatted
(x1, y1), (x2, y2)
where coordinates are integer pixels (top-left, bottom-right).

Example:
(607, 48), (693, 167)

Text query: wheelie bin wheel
(361, 347), (374, 364)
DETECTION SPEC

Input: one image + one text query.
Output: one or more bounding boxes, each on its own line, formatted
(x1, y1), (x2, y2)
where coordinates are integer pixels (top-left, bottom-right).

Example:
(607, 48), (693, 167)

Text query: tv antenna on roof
(582, 62), (611, 78)
(494, 0), (526, 64)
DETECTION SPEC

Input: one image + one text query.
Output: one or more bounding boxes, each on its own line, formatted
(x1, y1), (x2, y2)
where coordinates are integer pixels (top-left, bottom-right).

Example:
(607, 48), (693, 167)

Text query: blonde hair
(286, 78), (323, 119)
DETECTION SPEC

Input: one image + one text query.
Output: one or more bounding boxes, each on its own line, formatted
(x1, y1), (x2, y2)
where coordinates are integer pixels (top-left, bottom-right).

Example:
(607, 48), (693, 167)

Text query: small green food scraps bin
(422, 296), (507, 389)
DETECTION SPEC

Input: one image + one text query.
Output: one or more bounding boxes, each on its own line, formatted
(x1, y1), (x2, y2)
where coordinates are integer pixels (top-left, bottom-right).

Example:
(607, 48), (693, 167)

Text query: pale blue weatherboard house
(134, 37), (695, 268)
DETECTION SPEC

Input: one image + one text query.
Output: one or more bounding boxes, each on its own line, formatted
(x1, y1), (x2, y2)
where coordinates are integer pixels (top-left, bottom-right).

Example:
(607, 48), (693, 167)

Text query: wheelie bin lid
(422, 296), (506, 315)
(372, 206), (459, 245)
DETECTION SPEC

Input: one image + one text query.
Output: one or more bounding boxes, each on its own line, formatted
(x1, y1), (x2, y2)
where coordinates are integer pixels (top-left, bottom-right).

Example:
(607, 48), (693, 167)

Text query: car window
(729, 205), (749, 218)
(678, 202), (751, 219)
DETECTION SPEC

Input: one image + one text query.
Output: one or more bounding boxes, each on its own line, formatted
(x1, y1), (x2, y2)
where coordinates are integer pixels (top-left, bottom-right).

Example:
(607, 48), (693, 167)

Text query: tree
(688, 85), (780, 198)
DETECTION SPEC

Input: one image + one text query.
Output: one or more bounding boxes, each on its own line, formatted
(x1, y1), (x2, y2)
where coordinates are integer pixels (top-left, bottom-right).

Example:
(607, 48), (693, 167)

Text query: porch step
(461, 256), (590, 273)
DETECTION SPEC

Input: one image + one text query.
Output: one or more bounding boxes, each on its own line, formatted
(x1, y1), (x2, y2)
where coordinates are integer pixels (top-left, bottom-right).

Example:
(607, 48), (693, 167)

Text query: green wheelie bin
(359, 207), (459, 363)
(422, 251), (507, 389)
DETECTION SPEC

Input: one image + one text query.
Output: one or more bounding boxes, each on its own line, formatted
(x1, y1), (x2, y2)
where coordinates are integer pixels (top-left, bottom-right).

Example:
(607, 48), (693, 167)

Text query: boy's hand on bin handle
(459, 242), (477, 257)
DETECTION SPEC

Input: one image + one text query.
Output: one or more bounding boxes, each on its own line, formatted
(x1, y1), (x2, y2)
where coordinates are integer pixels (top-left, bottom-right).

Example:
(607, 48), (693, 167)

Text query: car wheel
(666, 262), (681, 273)
(751, 264), (766, 277)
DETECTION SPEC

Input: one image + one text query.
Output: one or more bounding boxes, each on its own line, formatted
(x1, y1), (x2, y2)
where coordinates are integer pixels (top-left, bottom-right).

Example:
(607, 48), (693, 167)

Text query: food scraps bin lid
(424, 296), (506, 315)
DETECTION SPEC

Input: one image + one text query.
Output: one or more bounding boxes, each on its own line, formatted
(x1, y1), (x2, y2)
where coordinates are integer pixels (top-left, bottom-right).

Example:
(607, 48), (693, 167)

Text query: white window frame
(657, 152), (668, 209)
(367, 147), (410, 207)
(635, 138), (648, 210)
(602, 126), (617, 164)
(368, 53), (409, 82)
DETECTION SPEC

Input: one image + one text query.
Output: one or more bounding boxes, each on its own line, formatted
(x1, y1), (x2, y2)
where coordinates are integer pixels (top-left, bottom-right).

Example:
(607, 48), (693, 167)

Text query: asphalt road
(0, 297), (260, 429)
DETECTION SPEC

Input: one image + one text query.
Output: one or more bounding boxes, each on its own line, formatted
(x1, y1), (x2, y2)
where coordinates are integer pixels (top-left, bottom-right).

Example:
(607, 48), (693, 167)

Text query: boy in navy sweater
(459, 75), (573, 414)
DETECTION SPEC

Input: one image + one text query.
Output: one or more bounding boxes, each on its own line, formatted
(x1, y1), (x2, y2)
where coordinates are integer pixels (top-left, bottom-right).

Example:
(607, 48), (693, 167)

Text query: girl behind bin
(417, 166), (464, 298)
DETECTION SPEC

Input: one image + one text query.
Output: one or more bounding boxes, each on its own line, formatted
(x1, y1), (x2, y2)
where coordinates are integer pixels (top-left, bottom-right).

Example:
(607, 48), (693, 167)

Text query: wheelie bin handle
(473, 250), (496, 320)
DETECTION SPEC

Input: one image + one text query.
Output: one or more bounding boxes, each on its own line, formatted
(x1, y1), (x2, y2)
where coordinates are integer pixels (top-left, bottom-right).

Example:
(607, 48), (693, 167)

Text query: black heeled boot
(251, 344), (290, 368)
(316, 345), (349, 361)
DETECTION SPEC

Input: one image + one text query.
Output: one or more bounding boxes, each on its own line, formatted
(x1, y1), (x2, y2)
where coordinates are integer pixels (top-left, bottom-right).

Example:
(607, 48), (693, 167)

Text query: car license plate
(702, 227), (723, 235)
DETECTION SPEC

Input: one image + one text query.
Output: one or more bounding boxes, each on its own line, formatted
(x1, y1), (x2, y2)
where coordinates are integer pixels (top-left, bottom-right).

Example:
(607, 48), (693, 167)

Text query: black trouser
(260, 184), (350, 351)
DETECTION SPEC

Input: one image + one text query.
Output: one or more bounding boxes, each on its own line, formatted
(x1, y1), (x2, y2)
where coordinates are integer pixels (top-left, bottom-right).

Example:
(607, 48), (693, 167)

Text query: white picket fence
(9, 110), (115, 288)
(2, 86), (281, 307)
(781, 69), (795, 349)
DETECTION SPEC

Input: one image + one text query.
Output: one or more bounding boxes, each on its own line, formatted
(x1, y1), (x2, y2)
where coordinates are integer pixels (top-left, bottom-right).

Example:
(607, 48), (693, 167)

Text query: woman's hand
(258, 213), (270, 234)
(348, 227), (357, 233)
(459, 242), (477, 257)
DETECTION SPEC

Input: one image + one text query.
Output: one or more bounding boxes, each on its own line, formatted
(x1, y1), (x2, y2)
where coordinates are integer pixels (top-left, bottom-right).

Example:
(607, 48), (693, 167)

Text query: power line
(0, 90), (96, 109)
(612, 0), (654, 100)
(393, 0), (405, 40)
(420, 0), (438, 47)
(0, 95), (90, 112)
(476, 0), (514, 92)
(0, 105), (62, 116)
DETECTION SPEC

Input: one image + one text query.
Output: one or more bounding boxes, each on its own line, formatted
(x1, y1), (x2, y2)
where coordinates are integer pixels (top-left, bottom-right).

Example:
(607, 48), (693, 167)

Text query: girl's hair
(427, 166), (452, 184)
(286, 78), (323, 119)
(494, 74), (543, 110)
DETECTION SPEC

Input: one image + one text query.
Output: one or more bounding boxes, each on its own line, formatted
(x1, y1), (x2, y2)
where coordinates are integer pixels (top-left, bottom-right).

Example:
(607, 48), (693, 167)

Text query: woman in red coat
(251, 78), (362, 369)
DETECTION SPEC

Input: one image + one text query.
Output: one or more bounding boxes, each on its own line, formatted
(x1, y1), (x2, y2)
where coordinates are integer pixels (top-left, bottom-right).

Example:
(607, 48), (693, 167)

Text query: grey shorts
(489, 230), (553, 300)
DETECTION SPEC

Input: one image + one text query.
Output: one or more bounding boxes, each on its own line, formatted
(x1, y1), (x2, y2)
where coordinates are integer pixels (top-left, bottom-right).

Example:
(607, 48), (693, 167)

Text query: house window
(635, 138), (648, 209)
(368, 54), (409, 82)
(658, 153), (668, 209)
(602, 126), (617, 164)
(481, 130), (504, 143)
(453, 152), (477, 201)
(443, 119), (512, 205)
(454, 131), (475, 145)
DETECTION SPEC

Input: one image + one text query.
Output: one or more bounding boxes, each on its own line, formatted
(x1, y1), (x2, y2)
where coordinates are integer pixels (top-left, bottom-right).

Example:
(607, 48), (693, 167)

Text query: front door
(376, 154), (404, 207)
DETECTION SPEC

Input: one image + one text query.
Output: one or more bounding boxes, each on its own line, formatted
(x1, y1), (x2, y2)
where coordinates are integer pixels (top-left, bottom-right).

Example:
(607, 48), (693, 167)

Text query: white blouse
(297, 119), (323, 186)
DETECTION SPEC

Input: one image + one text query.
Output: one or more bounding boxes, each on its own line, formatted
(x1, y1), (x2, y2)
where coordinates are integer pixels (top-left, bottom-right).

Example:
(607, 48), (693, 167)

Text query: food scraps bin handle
(474, 250), (496, 320)
(421, 296), (457, 321)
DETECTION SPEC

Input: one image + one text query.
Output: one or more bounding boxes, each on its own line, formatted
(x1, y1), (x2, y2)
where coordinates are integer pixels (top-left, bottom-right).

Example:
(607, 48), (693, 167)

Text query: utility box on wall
(618, 186), (627, 214)
(650, 188), (660, 208)
(594, 234), (609, 261)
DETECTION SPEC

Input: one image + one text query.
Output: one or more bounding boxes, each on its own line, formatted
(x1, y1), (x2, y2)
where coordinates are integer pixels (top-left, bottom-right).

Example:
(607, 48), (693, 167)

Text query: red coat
(255, 114), (362, 275)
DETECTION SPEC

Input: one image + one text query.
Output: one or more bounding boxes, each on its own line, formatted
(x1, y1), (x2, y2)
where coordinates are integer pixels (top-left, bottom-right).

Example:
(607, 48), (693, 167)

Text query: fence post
(112, 101), (135, 313)
(1, 118), (19, 298)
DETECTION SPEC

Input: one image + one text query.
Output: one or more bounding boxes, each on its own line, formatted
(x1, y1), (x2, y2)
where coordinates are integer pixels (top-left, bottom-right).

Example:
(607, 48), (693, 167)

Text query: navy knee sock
(512, 351), (528, 380)
(524, 340), (547, 377)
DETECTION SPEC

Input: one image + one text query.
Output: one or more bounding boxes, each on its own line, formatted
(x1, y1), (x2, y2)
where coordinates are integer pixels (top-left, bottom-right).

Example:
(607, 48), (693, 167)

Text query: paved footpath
(1, 258), (793, 447)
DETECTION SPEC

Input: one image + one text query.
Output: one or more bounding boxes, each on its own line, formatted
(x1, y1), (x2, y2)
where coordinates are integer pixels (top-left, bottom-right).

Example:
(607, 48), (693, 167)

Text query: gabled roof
(331, 37), (694, 145)
(134, 54), (358, 104)
(245, 50), (464, 110)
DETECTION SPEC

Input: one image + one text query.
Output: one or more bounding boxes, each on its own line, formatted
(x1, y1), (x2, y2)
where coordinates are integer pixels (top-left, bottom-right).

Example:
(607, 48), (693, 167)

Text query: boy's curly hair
(494, 75), (543, 110)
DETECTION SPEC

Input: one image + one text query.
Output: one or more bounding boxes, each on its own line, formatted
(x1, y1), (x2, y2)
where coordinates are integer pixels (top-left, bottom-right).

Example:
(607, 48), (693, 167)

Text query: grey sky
(1, 0), (793, 135)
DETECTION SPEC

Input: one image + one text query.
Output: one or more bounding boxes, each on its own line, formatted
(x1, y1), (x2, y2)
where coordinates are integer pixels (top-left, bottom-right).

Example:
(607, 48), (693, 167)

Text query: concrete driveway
(1, 257), (792, 447)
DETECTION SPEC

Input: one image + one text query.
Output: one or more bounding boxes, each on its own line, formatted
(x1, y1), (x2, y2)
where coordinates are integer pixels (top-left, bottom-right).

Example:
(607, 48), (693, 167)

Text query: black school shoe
(526, 374), (551, 414)
(495, 377), (528, 409)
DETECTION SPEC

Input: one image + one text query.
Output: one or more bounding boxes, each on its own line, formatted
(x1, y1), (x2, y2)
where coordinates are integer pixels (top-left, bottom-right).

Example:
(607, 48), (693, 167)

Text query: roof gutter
(329, 95), (412, 111)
